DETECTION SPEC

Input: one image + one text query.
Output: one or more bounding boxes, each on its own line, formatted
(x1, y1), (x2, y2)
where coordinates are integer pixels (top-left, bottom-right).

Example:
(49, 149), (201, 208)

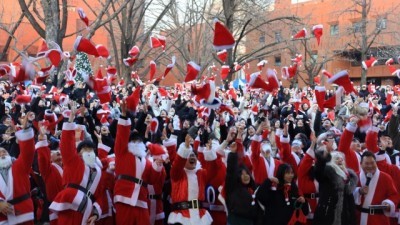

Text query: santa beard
(128, 142), (147, 158)
(82, 151), (96, 168)
(0, 156), (12, 169)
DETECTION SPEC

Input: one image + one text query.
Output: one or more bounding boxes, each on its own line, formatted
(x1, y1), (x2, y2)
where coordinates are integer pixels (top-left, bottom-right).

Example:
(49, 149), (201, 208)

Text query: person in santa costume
(167, 134), (216, 225)
(49, 103), (107, 225)
(250, 121), (281, 186)
(353, 151), (398, 225)
(113, 100), (164, 225)
(36, 125), (63, 225)
(0, 113), (35, 225)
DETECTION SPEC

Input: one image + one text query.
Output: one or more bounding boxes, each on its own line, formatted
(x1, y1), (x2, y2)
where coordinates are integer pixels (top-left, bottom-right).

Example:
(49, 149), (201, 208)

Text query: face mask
(261, 143), (272, 153)
(82, 151), (96, 168)
(0, 156), (12, 169)
(54, 107), (61, 114)
(331, 142), (338, 151)
(168, 112), (175, 117)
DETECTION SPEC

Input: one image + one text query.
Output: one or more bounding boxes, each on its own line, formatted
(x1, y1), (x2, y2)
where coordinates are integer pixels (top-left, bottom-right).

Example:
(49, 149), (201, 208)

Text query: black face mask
(386, 147), (394, 155)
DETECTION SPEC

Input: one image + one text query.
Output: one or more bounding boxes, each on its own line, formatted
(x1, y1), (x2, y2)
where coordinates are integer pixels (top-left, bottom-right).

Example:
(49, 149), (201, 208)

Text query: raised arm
(170, 135), (192, 181)
(114, 100), (131, 157)
(280, 122), (299, 175)
(13, 112), (35, 175)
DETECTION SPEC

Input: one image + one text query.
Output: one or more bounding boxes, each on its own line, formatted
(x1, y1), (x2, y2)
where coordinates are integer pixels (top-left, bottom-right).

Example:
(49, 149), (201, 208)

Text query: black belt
(116, 175), (148, 188)
(304, 193), (319, 199)
(148, 194), (162, 200)
(171, 199), (206, 211)
(66, 183), (95, 202)
(7, 193), (30, 205)
(357, 206), (384, 215)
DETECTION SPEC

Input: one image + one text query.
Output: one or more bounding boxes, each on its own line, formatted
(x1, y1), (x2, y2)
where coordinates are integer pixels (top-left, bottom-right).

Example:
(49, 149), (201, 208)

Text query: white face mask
(0, 156), (12, 169)
(261, 143), (272, 153)
(168, 112), (175, 117)
(332, 142), (338, 151)
(82, 151), (96, 168)
(54, 107), (61, 114)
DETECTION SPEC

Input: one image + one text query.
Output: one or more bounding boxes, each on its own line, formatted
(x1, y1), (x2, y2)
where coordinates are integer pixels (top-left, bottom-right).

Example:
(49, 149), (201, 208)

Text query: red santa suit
(113, 117), (164, 225)
(147, 163), (166, 225)
(36, 140), (64, 225)
(297, 148), (319, 223)
(0, 128), (35, 225)
(198, 145), (227, 225)
(338, 123), (361, 173)
(250, 134), (281, 186)
(167, 143), (215, 225)
(353, 169), (398, 225)
(49, 122), (106, 225)
(278, 135), (300, 175)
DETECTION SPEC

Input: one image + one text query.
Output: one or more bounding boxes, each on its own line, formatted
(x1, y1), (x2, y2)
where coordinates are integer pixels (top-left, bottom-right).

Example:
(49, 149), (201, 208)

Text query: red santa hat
(314, 86), (326, 111)
(368, 83), (376, 93)
(163, 56), (176, 79)
(0, 64), (11, 77)
(150, 118), (159, 134)
(126, 86), (141, 112)
(292, 28), (307, 39)
(9, 60), (35, 84)
(49, 86), (58, 94)
(157, 35), (166, 50)
(15, 95), (32, 105)
(386, 58), (394, 65)
(149, 35), (163, 49)
(74, 36), (99, 57)
(265, 69), (279, 93)
(96, 104), (111, 120)
(123, 57), (138, 67)
(100, 115), (109, 126)
(257, 60), (268, 71)
(281, 64), (297, 80)
(252, 104), (259, 115)
(53, 94), (69, 106)
(228, 87), (237, 101)
(185, 61), (201, 82)
(219, 104), (234, 116)
(37, 39), (48, 57)
(191, 81), (221, 109)
(362, 55), (378, 70)
(358, 116), (372, 133)
(217, 49), (227, 63)
(386, 91), (393, 105)
(321, 69), (332, 79)
(44, 110), (57, 123)
(149, 60), (156, 82)
(213, 20), (235, 51)
(158, 87), (170, 98)
(291, 54), (302, 64)
(220, 65), (230, 80)
(323, 86), (344, 109)
(248, 72), (269, 91)
(234, 62), (242, 72)
(146, 143), (168, 161)
(129, 46), (140, 57)
(77, 8), (89, 27)
(384, 109), (393, 123)
(106, 66), (117, 76)
(388, 65), (400, 78)
(312, 24), (323, 46)
(327, 70), (357, 95)
(46, 49), (63, 67)
(96, 44), (109, 58)
(313, 75), (321, 85)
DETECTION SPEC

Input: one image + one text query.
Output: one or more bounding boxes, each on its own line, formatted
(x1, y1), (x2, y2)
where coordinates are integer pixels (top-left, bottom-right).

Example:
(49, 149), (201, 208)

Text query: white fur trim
(327, 70), (348, 84)
(249, 72), (260, 87)
(375, 153), (387, 162)
(98, 143), (111, 153)
(315, 86), (326, 92)
(203, 150), (217, 161)
(35, 140), (48, 149)
(118, 117), (131, 126)
(346, 123), (357, 133)
(73, 36), (83, 51)
(312, 24), (323, 30)
(382, 199), (396, 217)
(280, 135), (290, 143)
(251, 134), (262, 142)
(93, 202), (102, 221)
(62, 122), (76, 131)
(368, 126), (380, 133)
(15, 128), (34, 141)
(177, 143), (192, 159)
(128, 142), (147, 158)
(306, 148), (315, 159)
(188, 61), (201, 72)
(163, 137), (177, 147)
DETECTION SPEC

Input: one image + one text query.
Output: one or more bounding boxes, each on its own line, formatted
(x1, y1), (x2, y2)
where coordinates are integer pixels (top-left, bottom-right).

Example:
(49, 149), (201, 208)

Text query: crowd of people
(1, 67), (400, 225)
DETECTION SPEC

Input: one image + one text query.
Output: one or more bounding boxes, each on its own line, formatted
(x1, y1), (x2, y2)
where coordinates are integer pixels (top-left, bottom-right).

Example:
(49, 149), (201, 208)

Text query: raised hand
(94, 131), (102, 143)
(120, 100), (127, 117)
(38, 123), (47, 141)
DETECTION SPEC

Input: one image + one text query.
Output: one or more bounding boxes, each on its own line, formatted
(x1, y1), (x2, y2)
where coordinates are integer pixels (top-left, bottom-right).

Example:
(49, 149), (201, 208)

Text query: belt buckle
(369, 208), (375, 215)
(86, 191), (93, 200)
(310, 193), (315, 199)
(137, 179), (143, 186)
(192, 199), (199, 209)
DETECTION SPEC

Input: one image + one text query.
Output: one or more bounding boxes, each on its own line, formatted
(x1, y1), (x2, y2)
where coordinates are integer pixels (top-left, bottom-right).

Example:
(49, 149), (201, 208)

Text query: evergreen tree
(74, 52), (93, 82)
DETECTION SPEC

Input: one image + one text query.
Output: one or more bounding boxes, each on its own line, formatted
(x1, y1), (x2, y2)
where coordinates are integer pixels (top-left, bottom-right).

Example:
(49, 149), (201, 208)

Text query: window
(330, 24), (339, 36)
(275, 31), (282, 43)
(352, 21), (362, 33)
(376, 17), (387, 30)
(274, 55), (281, 66)
(259, 32), (265, 43)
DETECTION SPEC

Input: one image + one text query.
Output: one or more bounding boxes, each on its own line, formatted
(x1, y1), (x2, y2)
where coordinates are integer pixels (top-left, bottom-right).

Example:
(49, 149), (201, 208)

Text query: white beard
(128, 142), (147, 158)
(261, 143), (272, 153)
(82, 152), (96, 168)
(0, 156), (12, 169)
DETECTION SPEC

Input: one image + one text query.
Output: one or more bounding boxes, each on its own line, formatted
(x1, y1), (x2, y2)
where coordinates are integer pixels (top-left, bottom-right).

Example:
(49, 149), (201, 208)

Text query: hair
(276, 163), (294, 186)
(238, 164), (256, 189)
(129, 131), (143, 142)
(361, 151), (376, 163)
(77, 140), (96, 153)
